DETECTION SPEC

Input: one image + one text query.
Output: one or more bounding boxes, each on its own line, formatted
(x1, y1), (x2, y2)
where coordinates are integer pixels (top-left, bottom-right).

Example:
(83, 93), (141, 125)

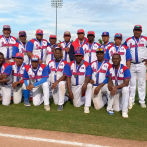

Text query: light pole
(51, 0), (63, 38)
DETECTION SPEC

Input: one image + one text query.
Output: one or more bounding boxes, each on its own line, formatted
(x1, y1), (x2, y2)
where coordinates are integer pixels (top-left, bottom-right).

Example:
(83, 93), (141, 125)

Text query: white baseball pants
(13, 85), (23, 104)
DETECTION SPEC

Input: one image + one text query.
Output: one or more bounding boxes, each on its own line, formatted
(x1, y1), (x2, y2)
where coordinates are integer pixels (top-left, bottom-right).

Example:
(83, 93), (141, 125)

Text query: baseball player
(46, 35), (58, 64)
(26, 29), (48, 64)
(0, 25), (17, 62)
(11, 53), (30, 106)
(46, 47), (68, 111)
(0, 52), (12, 106)
(65, 47), (92, 113)
(12, 31), (29, 64)
(100, 32), (113, 53)
(82, 31), (100, 64)
(90, 48), (111, 112)
(69, 29), (88, 61)
(104, 33), (132, 68)
(58, 31), (72, 63)
(23, 55), (50, 111)
(107, 53), (131, 118)
(124, 25), (147, 109)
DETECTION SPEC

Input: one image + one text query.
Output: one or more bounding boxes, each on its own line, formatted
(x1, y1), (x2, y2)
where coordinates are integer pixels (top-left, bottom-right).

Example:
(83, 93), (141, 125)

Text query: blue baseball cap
(75, 47), (84, 56)
(102, 32), (109, 36)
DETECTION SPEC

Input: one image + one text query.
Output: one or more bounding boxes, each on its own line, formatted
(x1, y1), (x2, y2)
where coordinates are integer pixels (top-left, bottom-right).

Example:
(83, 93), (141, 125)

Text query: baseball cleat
(140, 103), (146, 108)
(58, 105), (63, 111)
(24, 100), (31, 107)
(122, 112), (128, 118)
(107, 110), (114, 115)
(44, 105), (50, 111)
(84, 106), (90, 113)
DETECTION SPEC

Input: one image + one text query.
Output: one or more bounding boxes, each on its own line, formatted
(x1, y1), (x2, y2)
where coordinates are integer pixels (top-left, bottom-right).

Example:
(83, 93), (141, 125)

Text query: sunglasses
(115, 34), (122, 37)
(96, 48), (104, 51)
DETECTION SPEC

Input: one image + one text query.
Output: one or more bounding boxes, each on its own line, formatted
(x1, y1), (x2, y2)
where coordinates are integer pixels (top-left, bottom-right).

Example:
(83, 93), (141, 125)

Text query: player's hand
(39, 59), (43, 64)
(27, 84), (34, 91)
(82, 83), (88, 93)
(110, 86), (118, 96)
(94, 86), (101, 95)
(5, 59), (11, 64)
(69, 91), (74, 100)
(89, 79), (94, 84)
(65, 47), (70, 53)
(12, 82), (19, 89)
(144, 59), (147, 66)
(58, 44), (62, 48)
(51, 81), (58, 89)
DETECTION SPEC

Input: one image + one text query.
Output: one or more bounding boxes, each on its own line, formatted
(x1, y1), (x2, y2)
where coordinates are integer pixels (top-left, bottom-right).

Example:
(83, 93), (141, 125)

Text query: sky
(0, 0), (147, 42)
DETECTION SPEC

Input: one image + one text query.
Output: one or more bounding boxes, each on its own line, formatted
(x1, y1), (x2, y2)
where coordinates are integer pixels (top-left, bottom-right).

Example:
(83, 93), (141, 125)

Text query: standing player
(69, 29), (88, 61)
(58, 31), (71, 63)
(0, 25), (17, 62)
(124, 25), (147, 108)
(0, 52), (12, 106)
(11, 53), (30, 106)
(107, 53), (131, 118)
(26, 29), (48, 64)
(82, 31), (100, 64)
(100, 32), (113, 53)
(65, 48), (92, 113)
(47, 47), (68, 111)
(12, 31), (29, 64)
(23, 55), (50, 111)
(104, 33), (132, 68)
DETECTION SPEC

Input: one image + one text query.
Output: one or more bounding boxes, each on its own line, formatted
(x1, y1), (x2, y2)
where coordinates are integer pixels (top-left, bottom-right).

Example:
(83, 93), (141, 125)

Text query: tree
(98, 39), (103, 45)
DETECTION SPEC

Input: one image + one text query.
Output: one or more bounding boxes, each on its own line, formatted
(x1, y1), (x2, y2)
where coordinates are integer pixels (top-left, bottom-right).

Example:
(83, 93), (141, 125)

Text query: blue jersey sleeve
(33, 77), (47, 87)
(102, 76), (108, 84)
(12, 46), (19, 58)
(24, 79), (29, 87)
(85, 65), (92, 76)
(126, 48), (132, 61)
(26, 41), (34, 52)
(42, 66), (49, 77)
(124, 69), (131, 79)
(63, 64), (68, 75)
(3, 65), (12, 75)
(104, 49), (110, 61)
(23, 69), (29, 79)
(46, 64), (51, 74)
(106, 69), (110, 77)
(65, 64), (72, 77)
(47, 42), (51, 46)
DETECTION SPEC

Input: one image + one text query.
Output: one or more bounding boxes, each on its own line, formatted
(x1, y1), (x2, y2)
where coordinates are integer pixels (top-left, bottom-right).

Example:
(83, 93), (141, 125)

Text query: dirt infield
(0, 126), (146, 147)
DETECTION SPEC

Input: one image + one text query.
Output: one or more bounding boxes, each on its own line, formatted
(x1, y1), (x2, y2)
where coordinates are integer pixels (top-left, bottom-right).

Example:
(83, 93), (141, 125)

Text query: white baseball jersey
(0, 35), (17, 60)
(47, 59), (68, 84)
(59, 41), (71, 63)
(82, 42), (100, 64)
(124, 36), (147, 63)
(100, 42), (113, 53)
(26, 39), (48, 63)
(104, 44), (132, 66)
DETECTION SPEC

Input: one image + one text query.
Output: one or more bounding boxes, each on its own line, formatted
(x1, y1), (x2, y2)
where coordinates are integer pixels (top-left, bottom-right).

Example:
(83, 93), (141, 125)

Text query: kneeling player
(66, 48), (92, 113)
(47, 47), (68, 111)
(107, 53), (131, 118)
(23, 55), (50, 111)
(90, 48), (111, 112)
(11, 53), (30, 106)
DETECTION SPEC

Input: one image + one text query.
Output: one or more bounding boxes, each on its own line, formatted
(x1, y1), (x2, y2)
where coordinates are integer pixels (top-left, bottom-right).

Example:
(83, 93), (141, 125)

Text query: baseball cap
(87, 31), (95, 36)
(134, 25), (142, 31)
(102, 32), (109, 36)
(36, 29), (43, 35)
(16, 53), (24, 58)
(75, 47), (84, 56)
(49, 34), (56, 39)
(3, 25), (11, 30)
(96, 48), (104, 53)
(31, 55), (39, 61)
(114, 33), (122, 38)
(19, 31), (26, 36)
(77, 29), (85, 34)
(64, 31), (71, 36)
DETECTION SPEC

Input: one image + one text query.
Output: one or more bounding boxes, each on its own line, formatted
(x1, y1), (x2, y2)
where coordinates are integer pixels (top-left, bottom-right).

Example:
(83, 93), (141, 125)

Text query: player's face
(16, 58), (23, 66)
(75, 55), (83, 64)
(87, 35), (95, 42)
(3, 29), (11, 37)
(54, 49), (62, 60)
(114, 38), (122, 46)
(112, 54), (121, 66)
(77, 33), (85, 40)
(96, 52), (104, 61)
(133, 30), (142, 38)
(102, 36), (109, 43)
(36, 34), (43, 40)
(49, 38), (56, 45)
(0, 55), (4, 65)
(31, 61), (39, 69)
(64, 36), (71, 43)
(19, 35), (27, 43)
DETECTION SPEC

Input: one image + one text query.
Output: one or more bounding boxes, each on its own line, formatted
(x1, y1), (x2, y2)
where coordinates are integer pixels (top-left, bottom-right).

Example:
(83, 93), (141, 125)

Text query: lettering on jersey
(75, 46), (80, 51)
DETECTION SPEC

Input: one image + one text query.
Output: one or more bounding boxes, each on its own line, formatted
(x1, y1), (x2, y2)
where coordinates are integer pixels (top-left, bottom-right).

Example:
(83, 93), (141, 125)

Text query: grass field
(0, 85), (147, 142)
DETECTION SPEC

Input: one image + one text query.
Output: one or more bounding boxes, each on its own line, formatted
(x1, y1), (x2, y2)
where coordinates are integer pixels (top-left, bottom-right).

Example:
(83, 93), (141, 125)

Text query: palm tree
(98, 39), (103, 45)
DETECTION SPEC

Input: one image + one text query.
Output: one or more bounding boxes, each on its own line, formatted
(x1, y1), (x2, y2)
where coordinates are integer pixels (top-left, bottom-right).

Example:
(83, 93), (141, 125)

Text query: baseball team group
(0, 24), (146, 118)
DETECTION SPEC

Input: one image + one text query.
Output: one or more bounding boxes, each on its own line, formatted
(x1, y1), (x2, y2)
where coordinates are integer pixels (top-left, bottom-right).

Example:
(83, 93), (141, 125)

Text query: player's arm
(26, 41), (34, 58)
(0, 65), (12, 81)
(126, 47), (132, 69)
(12, 43), (19, 61)
(0, 78), (10, 83)
(126, 60), (131, 69)
(12, 79), (24, 89)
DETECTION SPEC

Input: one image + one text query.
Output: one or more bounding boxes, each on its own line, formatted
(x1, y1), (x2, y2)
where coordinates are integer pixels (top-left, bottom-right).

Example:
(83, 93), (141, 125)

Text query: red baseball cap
(31, 55), (39, 61)
(114, 33), (123, 38)
(49, 34), (56, 39)
(87, 31), (95, 36)
(19, 31), (26, 36)
(64, 31), (71, 36)
(134, 25), (142, 31)
(3, 25), (11, 30)
(77, 29), (85, 34)
(36, 29), (43, 35)
(16, 53), (24, 58)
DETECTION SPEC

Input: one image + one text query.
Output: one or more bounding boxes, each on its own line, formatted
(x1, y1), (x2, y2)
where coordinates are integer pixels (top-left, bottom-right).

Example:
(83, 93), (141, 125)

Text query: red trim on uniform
(30, 39), (36, 44)
(40, 63), (46, 69)
(69, 60), (74, 67)
(95, 42), (100, 46)
(142, 36), (147, 41)
(0, 35), (3, 39)
(125, 37), (132, 43)
(11, 36), (17, 41)
(25, 65), (31, 72)
(83, 60), (89, 68)
(122, 45), (128, 50)
(11, 62), (15, 65)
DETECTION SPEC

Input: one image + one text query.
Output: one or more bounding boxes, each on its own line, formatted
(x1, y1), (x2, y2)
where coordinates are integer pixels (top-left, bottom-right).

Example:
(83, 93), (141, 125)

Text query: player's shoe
(44, 105), (50, 111)
(84, 106), (90, 113)
(24, 100), (31, 107)
(122, 112), (128, 118)
(140, 103), (146, 108)
(58, 105), (63, 111)
(107, 110), (114, 115)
